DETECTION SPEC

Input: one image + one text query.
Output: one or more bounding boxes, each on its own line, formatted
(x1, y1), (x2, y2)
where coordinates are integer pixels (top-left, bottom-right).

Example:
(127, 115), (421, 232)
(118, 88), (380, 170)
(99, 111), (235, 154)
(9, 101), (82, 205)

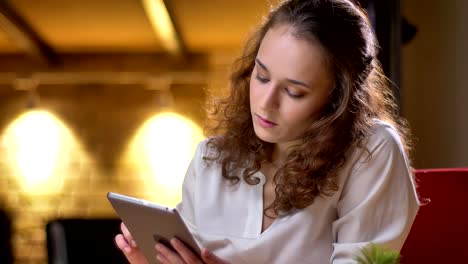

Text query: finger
(201, 248), (230, 264)
(156, 252), (171, 264)
(121, 222), (138, 248)
(171, 238), (202, 264)
(155, 242), (185, 264)
(115, 234), (150, 264)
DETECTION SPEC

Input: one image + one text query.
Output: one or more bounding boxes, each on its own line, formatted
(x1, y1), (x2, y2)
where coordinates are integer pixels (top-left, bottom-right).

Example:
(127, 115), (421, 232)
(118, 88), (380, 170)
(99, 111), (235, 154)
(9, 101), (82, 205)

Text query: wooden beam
(162, 0), (186, 54)
(142, 0), (185, 56)
(0, 53), (213, 87)
(0, 1), (60, 65)
(0, 52), (209, 72)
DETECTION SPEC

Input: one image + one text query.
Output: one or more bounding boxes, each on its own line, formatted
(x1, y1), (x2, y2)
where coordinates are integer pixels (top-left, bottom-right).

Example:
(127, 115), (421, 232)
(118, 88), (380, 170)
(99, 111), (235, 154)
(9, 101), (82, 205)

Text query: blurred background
(0, 0), (466, 263)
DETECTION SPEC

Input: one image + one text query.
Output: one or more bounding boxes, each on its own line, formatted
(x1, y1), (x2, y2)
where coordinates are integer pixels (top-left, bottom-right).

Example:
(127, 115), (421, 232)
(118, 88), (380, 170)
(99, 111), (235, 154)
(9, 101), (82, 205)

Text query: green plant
(354, 243), (401, 264)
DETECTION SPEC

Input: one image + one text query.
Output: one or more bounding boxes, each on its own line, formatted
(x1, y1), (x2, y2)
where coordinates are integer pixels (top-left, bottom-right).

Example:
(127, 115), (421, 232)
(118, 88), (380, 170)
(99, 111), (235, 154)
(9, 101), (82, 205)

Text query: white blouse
(176, 121), (420, 263)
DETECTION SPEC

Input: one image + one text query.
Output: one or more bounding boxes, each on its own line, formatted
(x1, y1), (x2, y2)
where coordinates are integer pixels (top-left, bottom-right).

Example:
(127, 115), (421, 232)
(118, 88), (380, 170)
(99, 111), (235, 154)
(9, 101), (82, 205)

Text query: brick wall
(0, 79), (207, 263)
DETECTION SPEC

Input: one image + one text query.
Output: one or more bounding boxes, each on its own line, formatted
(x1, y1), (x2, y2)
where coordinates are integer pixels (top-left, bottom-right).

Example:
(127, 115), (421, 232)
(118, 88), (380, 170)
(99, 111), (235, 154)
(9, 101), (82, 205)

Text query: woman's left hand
(155, 238), (230, 264)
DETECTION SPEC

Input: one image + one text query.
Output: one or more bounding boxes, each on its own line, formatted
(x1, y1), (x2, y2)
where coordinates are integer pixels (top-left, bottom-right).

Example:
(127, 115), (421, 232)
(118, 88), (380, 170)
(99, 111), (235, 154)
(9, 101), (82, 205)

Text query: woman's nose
(260, 83), (280, 110)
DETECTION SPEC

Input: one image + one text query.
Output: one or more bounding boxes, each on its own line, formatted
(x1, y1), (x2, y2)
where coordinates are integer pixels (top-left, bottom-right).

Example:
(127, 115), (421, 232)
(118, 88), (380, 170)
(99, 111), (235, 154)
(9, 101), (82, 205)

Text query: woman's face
(250, 25), (334, 146)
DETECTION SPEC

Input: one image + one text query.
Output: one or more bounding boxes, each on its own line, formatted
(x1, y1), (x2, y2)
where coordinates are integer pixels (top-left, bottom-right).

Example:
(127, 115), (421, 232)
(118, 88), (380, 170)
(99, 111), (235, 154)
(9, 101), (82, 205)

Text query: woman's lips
(255, 114), (278, 128)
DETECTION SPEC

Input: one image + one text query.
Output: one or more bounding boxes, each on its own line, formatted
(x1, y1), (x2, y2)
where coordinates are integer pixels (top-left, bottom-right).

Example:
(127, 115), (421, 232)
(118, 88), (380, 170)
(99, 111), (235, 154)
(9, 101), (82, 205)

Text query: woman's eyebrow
(255, 58), (269, 72)
(286, 78), (309, 88)
(256, 58), (309, 88)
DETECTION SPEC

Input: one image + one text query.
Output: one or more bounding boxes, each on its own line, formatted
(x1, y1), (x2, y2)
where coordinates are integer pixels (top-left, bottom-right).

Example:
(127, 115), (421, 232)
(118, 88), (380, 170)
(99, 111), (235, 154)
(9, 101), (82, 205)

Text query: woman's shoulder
(365, 119), (404, 150)
(344, 120), (405, 167)
(342, 120), (412, 183)
(194, 136), (222, 160)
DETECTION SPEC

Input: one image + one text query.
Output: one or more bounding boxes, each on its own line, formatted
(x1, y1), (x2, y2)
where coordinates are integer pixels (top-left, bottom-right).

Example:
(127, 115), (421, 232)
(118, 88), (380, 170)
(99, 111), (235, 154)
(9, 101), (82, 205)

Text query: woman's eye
(255, 74), (269, 83)
(285, 88), (304, 99)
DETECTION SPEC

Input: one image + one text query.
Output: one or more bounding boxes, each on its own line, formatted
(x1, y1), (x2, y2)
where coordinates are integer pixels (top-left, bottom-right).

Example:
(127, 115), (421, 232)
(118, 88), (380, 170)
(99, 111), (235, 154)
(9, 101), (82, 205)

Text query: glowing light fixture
(125, 112), (204, 206)
(142, 0), (182, 54)
(3, 110), (75, 195)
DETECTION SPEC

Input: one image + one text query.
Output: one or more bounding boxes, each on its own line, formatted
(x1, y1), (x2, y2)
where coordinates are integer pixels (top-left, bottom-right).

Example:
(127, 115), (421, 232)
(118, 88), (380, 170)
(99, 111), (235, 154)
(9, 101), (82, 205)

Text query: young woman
(115, 0), (420, 263)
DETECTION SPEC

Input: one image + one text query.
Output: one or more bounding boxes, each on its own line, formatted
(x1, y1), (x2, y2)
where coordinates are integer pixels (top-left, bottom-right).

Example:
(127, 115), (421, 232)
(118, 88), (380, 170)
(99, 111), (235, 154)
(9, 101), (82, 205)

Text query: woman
(115, 0), (420, 263)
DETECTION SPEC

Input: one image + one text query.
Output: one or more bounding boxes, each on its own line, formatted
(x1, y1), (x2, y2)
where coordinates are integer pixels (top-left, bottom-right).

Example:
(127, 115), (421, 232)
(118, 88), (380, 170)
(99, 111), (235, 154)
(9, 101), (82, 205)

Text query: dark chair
(46, 218), (128, 264)
(0, 208), (13, 264)
(400, 168), (468, 263)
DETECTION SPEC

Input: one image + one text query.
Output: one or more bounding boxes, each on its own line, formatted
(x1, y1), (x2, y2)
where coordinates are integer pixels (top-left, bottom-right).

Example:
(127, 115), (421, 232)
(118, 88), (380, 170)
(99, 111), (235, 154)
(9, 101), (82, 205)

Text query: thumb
(115, 234), (149, 264)
(123, 248), (150, 264)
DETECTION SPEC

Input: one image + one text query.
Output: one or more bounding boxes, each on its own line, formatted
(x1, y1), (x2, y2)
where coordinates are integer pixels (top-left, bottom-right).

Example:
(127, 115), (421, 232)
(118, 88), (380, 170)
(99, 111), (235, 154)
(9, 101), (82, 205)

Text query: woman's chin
(253, 130), (279, 144)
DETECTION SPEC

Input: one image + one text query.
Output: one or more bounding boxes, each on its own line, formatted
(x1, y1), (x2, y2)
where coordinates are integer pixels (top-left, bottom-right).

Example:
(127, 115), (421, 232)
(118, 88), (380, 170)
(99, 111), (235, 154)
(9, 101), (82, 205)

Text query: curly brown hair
(204, 0), (412, 216)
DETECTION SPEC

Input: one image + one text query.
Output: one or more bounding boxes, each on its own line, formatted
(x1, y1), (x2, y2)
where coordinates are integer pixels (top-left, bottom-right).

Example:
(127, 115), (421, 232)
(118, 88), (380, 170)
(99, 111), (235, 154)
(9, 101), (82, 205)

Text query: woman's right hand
(115, 222), (150, 264)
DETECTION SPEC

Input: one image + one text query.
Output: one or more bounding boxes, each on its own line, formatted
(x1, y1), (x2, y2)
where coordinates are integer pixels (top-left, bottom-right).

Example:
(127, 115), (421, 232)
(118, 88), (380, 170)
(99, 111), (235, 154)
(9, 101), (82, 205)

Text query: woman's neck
(272, 140), (301, 166)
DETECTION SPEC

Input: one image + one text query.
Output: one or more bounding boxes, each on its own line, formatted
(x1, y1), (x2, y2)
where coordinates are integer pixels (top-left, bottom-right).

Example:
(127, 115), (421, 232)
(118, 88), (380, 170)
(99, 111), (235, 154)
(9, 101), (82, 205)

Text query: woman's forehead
(256, 25), (333, 88)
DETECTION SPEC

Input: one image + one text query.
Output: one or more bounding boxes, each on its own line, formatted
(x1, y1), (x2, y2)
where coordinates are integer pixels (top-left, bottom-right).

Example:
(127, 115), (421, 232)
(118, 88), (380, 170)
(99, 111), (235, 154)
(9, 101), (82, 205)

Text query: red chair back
(400, 168), (468, 263)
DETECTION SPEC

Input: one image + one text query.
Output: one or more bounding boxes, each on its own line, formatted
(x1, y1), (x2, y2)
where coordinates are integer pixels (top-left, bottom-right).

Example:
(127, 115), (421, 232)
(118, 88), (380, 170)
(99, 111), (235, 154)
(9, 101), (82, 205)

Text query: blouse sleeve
(176, 140), (205, 232)
(331, 124), (420, 263)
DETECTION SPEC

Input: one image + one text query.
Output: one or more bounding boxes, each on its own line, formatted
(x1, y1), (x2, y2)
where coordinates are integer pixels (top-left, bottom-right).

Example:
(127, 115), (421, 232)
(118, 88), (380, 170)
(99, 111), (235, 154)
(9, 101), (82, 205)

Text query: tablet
(107, 192), (201, 264)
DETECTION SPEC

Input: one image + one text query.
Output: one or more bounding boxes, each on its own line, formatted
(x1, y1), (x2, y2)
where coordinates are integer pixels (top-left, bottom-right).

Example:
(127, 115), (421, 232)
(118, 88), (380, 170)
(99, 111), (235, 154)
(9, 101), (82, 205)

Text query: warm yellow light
(142, 0), (181, 53)
(124, 112), (204, 206)
(2, 110), (82, 195)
